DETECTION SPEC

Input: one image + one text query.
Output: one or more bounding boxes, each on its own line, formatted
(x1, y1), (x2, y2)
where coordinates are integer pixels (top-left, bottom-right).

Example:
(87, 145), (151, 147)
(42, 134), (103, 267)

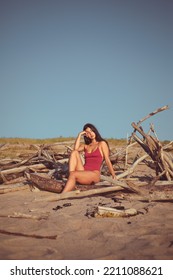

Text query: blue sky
(1, 0), (173, 140)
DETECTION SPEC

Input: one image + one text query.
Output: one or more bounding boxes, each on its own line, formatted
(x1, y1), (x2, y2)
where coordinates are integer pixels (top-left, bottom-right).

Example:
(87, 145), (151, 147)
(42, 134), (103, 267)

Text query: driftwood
(0, 212), (49, 220)
(0, 143), (70, 184)
(0, 183), (30, 194)
(132, 126), (173, 180)
(154, 180), (173, 186)
(28, 173), (63, 193)
(116, 154), (149, 179)
(34, 184), (137, 202)
(95, 206), (138, 218)
(136, 105), (169, 126)
(0, 154), (38, 171)
(27, 171), (140, 198)
(0, 163), (48, 177)
(131, 105), (173, 181)
(100, 175), (140, 193)
(0, 107), (172, 200)
(0, 229), (57, 240)
(137, 195), (173, 202)
(3, 176), (26, 185)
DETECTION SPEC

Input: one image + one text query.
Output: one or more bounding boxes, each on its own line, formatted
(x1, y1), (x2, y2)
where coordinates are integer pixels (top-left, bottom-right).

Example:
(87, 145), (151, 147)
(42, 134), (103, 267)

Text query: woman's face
(85, 127), (96, 140)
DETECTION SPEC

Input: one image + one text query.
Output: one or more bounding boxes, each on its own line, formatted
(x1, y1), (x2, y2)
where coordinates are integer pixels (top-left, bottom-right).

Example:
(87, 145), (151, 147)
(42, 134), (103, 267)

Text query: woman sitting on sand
(62, 123), (116, 193)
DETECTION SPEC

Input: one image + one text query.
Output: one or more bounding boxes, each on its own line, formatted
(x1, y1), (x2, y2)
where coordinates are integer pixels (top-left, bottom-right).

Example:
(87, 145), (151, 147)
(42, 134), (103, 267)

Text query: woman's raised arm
(74, 131), (86, 151)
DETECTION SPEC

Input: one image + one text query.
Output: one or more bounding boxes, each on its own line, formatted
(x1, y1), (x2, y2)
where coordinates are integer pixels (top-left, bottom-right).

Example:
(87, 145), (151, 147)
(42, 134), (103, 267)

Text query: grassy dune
(0, 137), (75, 145)
(0, 137), (127, 159)
(0, 137), (127, 146)
(0, 136), (169, 146)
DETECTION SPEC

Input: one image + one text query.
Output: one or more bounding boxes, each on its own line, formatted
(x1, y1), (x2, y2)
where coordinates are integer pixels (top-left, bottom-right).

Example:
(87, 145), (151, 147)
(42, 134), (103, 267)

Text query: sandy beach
(0, 141), (173, 260)
(0, 178), (173, 260)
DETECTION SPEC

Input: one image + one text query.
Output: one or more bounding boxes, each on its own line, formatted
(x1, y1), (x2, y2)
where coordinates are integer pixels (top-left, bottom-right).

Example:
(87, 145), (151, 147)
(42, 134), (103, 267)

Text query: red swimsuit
(84, 147), (103, 171)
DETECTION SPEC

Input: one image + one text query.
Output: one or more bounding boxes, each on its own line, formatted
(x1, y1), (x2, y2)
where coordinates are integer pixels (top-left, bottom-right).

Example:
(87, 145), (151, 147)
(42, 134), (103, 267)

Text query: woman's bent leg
(62, 171), (76, 192)
(62, 170), (100, 193)
(62, 151), (84, 193)
(69, 150), (84, 172)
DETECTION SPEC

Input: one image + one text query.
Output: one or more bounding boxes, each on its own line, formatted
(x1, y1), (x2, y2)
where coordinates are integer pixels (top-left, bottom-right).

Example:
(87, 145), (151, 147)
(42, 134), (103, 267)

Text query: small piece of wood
(136, 105), (169, 127)
(0, 183), (30, 194)
(155, 180), (173, 186)
(116, 154), (148, 179)
(132, 196), (173, 203)
(0, 212), (49, 220)
(95, 206), (138, 218)
(0, 229), (57, 239)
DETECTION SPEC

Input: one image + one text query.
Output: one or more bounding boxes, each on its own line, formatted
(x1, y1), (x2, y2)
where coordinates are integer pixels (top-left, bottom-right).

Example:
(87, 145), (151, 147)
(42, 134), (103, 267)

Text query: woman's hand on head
(79, 131), (86, 137)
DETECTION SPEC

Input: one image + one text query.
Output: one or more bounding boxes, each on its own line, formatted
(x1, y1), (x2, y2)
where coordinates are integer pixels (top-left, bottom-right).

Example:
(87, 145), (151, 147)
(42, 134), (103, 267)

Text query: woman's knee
(70, 150), (79, 159)
(71, 150), (79, 155)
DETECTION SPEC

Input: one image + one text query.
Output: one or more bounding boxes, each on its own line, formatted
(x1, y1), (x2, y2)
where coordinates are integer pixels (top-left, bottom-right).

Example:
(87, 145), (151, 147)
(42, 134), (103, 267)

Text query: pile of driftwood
(0, 105), (173, 200)
(0, 141), (133, 195)
(130, 105), (173, 181)
(0, 143), (71, 193)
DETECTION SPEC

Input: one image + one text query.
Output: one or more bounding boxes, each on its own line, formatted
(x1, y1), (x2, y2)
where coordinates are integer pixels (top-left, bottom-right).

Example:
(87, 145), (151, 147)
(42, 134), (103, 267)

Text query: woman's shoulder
(99, 140), (107, 144)
(99, 140), (108, 148)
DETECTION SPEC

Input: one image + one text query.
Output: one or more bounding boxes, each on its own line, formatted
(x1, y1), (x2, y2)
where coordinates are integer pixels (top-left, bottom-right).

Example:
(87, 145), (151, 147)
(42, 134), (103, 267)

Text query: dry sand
(0, 169), (173, 260)
(0, 142), (173, 260)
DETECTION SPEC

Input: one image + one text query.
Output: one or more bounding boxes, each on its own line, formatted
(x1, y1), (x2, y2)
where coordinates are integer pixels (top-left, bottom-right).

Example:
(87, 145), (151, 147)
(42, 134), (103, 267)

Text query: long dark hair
(83, 123), (108, 146)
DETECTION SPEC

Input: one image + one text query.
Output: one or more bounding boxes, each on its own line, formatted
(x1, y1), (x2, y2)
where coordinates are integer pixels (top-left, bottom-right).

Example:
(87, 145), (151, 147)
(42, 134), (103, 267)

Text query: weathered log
(34, 185), (132, 202)
(0, 158), (21, 166)
(100, 175), (140, 193)
(3, 177), (26, 185)
(154, 180), (173, 186)
(0, 163), (48, 176)
(28, 173), (63, 193)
